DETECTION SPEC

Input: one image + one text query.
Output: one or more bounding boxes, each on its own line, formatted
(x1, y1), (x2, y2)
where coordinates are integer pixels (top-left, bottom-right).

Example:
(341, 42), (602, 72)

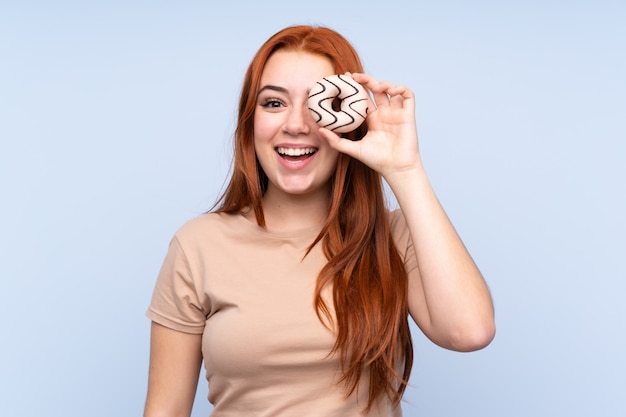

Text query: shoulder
(170, 211), (264, 255)
(387, 208), (415, 261)
(157, 212), (252, 275)
(174, 212), (245, 242)
(387, 208), (408, 236)
(387, 208), (403, 227)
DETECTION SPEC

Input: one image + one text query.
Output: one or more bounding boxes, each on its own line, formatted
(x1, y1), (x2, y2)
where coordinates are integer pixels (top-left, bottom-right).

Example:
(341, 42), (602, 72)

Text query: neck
(260, 186), (330, 233)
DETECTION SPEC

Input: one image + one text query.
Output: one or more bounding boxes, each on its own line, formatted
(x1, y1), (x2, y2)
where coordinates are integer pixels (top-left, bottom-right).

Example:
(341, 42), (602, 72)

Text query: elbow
(434, 317), (496, 352)
(449, 319), (496, 352)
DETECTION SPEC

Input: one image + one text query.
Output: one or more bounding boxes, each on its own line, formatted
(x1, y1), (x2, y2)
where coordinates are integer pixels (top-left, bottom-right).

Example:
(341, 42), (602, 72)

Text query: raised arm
(144, 322), (203, 417)
(321, 73), (495, 351)
(384, 159), (495, 351)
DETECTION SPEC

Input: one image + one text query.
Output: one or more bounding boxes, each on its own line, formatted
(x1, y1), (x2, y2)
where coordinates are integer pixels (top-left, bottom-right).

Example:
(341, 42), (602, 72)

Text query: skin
(144, 50), (496, 417)
(323, 72), (495, 350)
(144, 322), (202, 417)
(252, 51), (338, 232)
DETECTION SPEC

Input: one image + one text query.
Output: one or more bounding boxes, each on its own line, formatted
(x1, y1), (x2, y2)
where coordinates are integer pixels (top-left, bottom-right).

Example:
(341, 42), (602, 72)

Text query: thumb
(319, 128), (361, 159)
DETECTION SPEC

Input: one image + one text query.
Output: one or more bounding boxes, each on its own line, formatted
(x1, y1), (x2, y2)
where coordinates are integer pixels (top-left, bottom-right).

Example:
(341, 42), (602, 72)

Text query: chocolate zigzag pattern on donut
(335, 74), (368, 125)
(320, 75), (359, 131)
(326, 75), (357, 131)
(307, 74), (368, 133)
(307, 81), (331, 125)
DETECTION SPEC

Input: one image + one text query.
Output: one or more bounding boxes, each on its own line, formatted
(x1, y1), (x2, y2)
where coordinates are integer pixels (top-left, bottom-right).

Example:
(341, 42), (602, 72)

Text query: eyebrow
(258, 85), (288, 95)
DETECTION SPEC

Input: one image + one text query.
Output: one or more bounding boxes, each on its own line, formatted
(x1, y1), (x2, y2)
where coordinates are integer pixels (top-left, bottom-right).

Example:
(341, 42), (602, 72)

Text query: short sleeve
(146, 236), (208, 334)
(389, 209), (418, 274)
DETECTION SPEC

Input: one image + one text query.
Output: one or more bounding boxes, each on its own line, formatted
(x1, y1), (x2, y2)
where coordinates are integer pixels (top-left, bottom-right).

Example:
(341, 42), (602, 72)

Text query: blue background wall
(1, 1), (624, 416)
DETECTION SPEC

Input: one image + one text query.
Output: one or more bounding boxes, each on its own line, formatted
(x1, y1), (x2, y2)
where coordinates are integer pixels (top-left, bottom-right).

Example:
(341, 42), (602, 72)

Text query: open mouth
(276, 146), (318, 162)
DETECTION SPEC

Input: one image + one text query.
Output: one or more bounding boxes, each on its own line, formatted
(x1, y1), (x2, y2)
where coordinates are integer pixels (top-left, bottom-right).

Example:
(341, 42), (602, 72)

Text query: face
(254, 50), (338, 199)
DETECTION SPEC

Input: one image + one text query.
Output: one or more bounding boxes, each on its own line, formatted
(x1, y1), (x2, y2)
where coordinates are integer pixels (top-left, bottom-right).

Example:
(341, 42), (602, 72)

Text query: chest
(197, 236), (337, 379)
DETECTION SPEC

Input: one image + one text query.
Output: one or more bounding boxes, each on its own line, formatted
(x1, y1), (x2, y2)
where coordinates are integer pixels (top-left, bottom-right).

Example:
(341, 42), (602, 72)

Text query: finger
(352, 73), (410, 99)
(351, 73), (388, 94)
(369, 80), (403, 109)
(389, 93), (404, 108)
(343, 72), (377, 112)
(350, 74), (413, 110)
(318, 127), (362, 159)
(349, 72), (377, 86)
(348, 73), (386, 108)
(387, 85), (415, 110)
(387, 84), (412, 97)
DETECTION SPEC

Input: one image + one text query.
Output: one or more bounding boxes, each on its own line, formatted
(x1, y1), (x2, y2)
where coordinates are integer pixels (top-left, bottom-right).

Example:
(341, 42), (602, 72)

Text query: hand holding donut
(315, 72), (421, 179)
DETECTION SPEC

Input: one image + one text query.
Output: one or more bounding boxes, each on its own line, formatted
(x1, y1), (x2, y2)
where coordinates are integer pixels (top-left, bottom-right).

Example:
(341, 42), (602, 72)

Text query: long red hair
(215, 25), (412, 412)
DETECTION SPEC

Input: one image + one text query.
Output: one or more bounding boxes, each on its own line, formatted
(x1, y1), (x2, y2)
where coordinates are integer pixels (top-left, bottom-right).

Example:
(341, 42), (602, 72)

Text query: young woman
(144, 25), (495, 417)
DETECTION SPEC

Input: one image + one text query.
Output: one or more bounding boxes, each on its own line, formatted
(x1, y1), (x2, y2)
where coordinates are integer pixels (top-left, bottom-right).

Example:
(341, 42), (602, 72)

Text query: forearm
(386, 162), (495, 351)
(322, 73), (495, 349)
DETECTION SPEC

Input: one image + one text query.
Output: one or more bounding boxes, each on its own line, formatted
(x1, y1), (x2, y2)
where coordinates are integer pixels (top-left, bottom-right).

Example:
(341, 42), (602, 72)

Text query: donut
(307, 74), (369, 133)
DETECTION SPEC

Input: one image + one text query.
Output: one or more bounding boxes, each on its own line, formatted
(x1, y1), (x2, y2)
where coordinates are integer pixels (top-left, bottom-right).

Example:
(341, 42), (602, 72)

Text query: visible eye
(260, 98), (285, 109)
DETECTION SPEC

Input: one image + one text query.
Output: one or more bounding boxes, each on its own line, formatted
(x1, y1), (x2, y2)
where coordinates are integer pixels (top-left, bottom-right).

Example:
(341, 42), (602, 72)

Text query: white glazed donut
(307, 74), (369, 133)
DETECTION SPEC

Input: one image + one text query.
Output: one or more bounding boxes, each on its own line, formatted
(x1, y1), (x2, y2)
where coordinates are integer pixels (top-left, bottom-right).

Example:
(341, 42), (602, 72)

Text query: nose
(283, 103), (312, 136)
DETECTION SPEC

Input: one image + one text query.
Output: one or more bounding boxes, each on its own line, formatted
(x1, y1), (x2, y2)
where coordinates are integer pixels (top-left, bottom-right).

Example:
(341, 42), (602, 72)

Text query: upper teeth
(277, 147), (316, 156)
